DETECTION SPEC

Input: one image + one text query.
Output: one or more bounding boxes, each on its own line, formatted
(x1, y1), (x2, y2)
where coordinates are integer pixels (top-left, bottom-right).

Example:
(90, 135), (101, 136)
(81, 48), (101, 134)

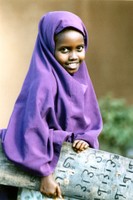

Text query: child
(1, 11), (103, 199)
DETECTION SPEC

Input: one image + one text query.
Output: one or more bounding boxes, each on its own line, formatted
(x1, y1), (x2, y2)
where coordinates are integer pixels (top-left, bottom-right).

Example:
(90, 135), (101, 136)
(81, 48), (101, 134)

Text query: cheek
(55, 53), (67, 64)
(54, 51), (59, 61)
(80, 51), (86, 61)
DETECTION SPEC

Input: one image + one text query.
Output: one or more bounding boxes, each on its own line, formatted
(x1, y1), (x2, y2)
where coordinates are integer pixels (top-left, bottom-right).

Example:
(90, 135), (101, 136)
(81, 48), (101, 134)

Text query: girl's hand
(40, 174), (63, 198)
(73, 140), (89, 153)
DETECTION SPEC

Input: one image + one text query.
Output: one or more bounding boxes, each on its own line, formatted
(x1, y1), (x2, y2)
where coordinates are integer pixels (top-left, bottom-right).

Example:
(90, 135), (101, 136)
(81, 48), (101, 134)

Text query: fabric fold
(2, 11), (102, 176)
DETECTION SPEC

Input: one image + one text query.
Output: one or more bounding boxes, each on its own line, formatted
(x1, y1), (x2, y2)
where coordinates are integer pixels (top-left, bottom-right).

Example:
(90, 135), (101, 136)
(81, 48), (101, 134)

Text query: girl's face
(54, 29), (85, 75)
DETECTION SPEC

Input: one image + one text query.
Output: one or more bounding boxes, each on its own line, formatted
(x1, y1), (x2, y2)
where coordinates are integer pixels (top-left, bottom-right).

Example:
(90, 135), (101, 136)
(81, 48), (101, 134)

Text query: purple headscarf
(2, 11), (102, 176)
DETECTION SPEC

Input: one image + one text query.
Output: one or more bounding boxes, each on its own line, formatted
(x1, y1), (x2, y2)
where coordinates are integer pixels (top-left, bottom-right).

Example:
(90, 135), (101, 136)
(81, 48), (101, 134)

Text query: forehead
(55, 29), (84, 45)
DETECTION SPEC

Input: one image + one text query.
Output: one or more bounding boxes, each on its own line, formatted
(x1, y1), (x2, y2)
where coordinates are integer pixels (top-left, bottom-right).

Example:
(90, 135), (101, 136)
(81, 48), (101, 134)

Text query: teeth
(67, 63), (78, 69)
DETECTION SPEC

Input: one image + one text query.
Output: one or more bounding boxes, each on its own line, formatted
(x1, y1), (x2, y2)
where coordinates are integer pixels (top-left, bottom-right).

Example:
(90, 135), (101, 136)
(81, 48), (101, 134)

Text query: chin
(67, 67), (79, 75)
(68, 70), (78, 75)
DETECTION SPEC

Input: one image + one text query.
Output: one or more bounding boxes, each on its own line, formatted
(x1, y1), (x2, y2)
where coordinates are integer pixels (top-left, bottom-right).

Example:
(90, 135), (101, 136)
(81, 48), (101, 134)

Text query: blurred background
(0, 0), (133, 157)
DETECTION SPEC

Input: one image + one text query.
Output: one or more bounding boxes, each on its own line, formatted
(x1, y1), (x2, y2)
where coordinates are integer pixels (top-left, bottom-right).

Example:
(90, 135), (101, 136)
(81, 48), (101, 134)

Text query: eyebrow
(57, 43), (85, 48)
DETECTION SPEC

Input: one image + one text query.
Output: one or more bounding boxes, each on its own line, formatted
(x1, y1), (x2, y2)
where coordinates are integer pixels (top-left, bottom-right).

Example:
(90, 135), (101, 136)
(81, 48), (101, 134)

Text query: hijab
(2, 11), (103, 176)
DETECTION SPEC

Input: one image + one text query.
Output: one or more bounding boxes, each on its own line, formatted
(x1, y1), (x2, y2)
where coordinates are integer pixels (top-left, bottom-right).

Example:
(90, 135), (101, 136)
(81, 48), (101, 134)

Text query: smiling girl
(1, 11), (103, 199)
(54, 28), (85, 75)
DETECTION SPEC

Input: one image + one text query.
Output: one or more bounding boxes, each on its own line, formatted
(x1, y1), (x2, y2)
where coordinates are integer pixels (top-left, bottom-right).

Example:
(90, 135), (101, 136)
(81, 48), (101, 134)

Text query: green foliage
(98, 95), (133, 157)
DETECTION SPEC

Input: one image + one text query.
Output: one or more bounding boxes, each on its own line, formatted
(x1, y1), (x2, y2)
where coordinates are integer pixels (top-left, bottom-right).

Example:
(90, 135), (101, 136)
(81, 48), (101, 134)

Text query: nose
(69, 51), (78, 60)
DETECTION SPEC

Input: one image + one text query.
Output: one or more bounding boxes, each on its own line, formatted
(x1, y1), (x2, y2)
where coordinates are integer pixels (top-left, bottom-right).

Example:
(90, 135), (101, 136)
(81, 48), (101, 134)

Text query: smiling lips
(65, 62), (79, 70)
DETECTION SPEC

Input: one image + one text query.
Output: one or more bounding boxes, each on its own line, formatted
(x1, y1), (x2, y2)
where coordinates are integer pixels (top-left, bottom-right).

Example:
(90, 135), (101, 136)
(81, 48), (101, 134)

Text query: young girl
(1, 11), (103, 199)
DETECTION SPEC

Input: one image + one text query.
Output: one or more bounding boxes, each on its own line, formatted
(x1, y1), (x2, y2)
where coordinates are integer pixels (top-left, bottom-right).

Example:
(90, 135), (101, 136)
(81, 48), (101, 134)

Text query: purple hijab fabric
(2, 11), (102, 176)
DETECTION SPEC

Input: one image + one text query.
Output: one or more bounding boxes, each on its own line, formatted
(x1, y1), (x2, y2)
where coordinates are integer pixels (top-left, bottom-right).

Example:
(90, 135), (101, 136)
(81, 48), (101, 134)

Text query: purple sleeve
(2, 87), (72, 177)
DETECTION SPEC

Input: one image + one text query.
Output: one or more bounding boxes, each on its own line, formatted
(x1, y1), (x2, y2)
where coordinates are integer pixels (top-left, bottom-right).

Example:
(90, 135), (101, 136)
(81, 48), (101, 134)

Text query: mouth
(64, 62), (80, 74)
(65, 62), (80, 70)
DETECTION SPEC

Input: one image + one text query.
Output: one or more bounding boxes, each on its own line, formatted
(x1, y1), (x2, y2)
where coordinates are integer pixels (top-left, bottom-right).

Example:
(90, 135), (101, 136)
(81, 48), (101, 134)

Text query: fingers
(40, 175), (63, 198)
(73, 140), (89, 152)
(41, 188), (62, 198)
(56, 185), (63, 199)
(40, 184), (63, 199)
(45, 185), (63, 199)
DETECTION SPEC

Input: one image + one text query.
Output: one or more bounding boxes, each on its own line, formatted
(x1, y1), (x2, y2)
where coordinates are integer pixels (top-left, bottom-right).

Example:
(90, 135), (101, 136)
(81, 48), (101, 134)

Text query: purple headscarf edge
(1, 11), (103, 176)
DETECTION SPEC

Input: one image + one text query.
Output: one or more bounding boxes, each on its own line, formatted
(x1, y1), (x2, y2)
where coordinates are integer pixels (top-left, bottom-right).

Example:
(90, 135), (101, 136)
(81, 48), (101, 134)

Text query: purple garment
(2, 11), (103, 176)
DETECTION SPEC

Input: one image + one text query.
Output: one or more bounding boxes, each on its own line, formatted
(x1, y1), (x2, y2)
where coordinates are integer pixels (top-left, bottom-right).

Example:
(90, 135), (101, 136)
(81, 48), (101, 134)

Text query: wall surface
(0, 0), (133, 127)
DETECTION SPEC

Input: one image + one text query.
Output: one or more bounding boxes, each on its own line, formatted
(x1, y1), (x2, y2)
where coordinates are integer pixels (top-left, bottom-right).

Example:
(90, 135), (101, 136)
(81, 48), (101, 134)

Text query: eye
(60, 47), (69, 53)
(77, 45), (84, 52)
